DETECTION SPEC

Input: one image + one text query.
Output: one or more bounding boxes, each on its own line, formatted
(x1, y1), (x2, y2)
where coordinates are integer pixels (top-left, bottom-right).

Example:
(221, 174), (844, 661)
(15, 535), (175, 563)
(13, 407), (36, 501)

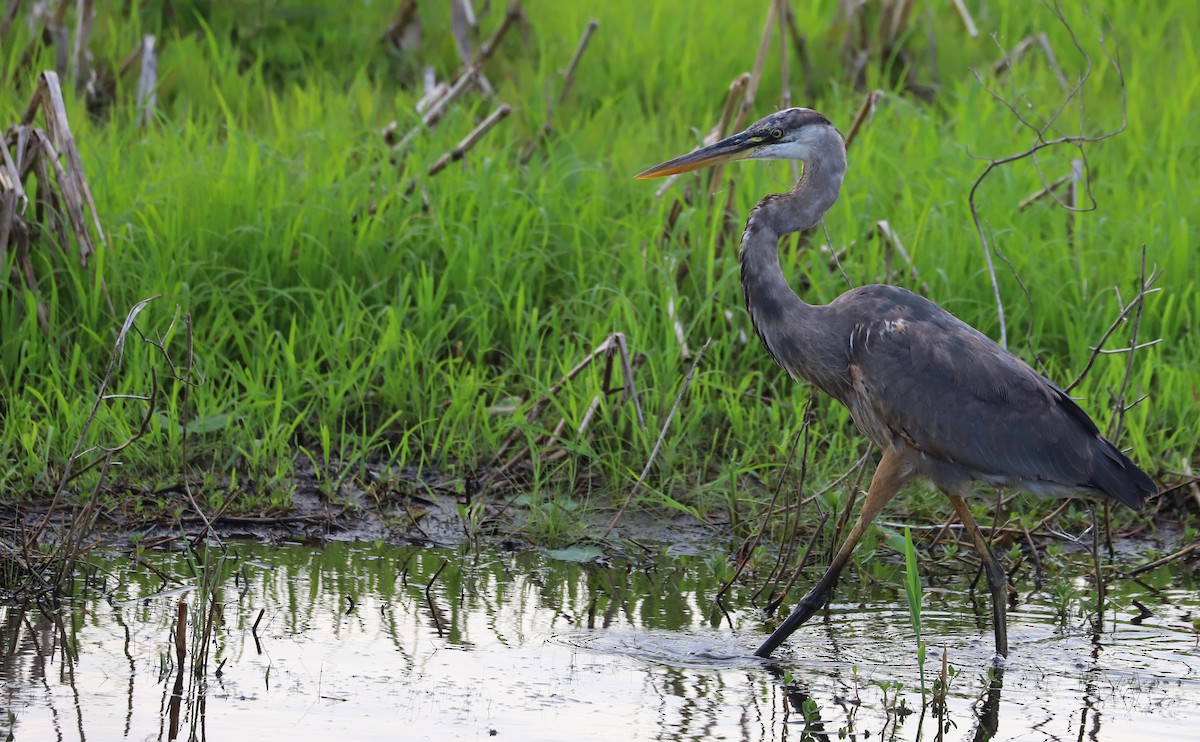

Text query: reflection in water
(0, 542), (1197, 741)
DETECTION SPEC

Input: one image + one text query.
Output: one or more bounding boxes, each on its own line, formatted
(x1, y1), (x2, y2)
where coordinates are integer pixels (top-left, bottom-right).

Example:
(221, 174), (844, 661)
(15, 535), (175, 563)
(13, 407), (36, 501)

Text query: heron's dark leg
(946, 493), (1009, 658)
(755, 448), (910, 658)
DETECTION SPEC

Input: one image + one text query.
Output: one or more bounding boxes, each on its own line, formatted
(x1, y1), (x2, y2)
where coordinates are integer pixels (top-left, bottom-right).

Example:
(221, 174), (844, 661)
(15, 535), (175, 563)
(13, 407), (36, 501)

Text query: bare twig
(1124, 543), (1198, 578)
(1106, 246), (1152, 443)
(1064, 258), (1161, 393)
(967, 2), (1126, 347)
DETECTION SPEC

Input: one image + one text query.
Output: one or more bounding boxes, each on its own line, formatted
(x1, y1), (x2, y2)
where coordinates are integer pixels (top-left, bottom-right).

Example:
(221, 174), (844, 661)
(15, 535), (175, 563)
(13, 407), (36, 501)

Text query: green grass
(1, 1), (1196, 541)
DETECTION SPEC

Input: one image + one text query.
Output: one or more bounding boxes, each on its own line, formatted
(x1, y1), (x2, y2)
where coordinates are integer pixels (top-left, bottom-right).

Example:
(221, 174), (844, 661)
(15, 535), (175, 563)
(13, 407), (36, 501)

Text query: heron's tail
(1088, 436), (1155, 511)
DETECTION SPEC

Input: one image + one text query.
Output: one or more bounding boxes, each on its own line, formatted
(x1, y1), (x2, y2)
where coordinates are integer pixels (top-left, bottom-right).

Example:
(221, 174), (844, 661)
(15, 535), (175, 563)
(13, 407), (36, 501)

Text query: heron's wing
(841, 287), (1146, 506)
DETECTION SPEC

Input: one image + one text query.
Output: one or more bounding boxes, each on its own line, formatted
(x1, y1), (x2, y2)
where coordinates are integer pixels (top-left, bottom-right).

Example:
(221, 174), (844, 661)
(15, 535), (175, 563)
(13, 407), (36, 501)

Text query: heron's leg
(755, 448), (910, 658)
(946, 493), (1009, 658)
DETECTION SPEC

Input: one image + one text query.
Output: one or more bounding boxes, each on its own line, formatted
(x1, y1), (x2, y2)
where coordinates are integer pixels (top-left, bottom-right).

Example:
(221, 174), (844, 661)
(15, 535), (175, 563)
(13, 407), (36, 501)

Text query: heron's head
(636, 108), (842, 179)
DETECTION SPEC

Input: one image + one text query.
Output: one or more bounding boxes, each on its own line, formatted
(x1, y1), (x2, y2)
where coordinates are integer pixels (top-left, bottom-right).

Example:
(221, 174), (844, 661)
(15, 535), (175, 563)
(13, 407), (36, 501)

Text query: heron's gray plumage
(637, 106), (1156, 658)
(728, 108), (1152, 511)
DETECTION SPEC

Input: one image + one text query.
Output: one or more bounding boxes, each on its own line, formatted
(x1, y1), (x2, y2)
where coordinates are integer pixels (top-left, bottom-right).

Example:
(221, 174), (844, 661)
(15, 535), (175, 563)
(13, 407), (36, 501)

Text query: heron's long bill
(635, 132), (757, 179)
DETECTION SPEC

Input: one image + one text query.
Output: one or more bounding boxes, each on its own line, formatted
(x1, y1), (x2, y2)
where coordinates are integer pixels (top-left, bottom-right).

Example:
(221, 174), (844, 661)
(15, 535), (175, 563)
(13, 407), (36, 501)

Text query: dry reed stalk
(875, 219), (929, 294)
(425, 104), (511, 176)
(69, 0), (94, 88)
(3, 72), (111, 327)
(520, 18), (599, 165)
(951, 0), (978, 38)
(843, 89), (882, 151)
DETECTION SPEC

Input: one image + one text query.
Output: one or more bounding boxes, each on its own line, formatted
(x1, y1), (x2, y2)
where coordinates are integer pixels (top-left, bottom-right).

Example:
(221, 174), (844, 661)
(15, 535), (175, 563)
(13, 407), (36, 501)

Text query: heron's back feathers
(830, 285), (1155, 511)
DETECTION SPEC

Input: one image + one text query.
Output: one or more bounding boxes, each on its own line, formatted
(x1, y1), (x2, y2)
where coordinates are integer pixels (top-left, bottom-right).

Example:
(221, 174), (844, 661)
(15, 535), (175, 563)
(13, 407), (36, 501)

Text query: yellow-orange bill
(635, 151), (736, 179)
(635, 132), (756, 179)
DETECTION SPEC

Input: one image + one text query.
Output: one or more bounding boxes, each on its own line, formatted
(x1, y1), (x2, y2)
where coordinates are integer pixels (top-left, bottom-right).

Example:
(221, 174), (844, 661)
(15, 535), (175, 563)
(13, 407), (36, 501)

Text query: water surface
(2, 542), (1197, 740)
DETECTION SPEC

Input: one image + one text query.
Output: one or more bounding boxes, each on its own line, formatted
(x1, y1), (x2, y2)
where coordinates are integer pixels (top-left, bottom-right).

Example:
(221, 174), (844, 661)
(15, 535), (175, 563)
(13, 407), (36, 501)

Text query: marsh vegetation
(1, 1), (1198, 738)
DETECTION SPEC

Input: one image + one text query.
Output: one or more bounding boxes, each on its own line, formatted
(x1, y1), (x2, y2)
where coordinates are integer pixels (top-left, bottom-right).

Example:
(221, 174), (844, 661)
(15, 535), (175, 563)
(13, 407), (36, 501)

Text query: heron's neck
(739, 148), (848, 386)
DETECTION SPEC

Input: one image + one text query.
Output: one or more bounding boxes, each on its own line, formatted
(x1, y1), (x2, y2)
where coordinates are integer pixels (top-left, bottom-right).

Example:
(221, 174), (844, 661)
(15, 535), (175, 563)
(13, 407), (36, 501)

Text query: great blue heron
(637, 107), (1155, 659)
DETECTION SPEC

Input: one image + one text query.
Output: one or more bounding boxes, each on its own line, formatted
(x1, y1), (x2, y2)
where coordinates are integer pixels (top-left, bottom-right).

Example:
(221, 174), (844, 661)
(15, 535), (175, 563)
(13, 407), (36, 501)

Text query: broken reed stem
(135, 35), (158, 126)
(776, 0), (791, 110)
(441, 0), (522, 96)
(557, 19), (599, 107)
(766, 511), (829, 614)
(0, 0), (21, 40)
(14, 0), (69, 78)
(521, 18), (599, 164)
(776, 0), (798, 186)
(755, 396), (817, 601)
(174, 599), (187, 666)
(703, 1), (774, 197)
(395, 69), (478, 150)
(70, 0), (94, 89)
(1018, 170), (1074, 210)
(876, 219), (929, 293)
(742, 0), (776, 123)
(252, 608), (265, 634)
(844, 89), (882, 151)
(450, 0), (477, 68)
(951, 0), (978, 39)
(781, 3), (814, 101)
(382, 0), (419, 47)
(993, 33), (1069, 92)
(1089, 502), (1107, 621)
(603, 337), (711, 538)
(426, 104), (511, 177)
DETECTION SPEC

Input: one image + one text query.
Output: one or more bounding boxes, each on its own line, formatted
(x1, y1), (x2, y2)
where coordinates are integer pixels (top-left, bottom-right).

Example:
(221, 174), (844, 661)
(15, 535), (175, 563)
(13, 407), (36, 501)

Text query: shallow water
(2, 542), (1197, 741)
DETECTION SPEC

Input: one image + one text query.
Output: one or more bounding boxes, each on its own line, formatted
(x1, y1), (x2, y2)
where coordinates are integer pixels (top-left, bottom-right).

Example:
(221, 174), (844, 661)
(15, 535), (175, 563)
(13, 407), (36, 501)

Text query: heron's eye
(770, 127), (784, 139)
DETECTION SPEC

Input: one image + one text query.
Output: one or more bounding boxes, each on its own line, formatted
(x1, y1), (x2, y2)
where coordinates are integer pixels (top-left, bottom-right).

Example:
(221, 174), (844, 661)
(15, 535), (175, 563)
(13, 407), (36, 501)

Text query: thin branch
(27, 295), (160, 547)
(1064, 259), (1161, 392)
(966, 1), (1126, 347)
